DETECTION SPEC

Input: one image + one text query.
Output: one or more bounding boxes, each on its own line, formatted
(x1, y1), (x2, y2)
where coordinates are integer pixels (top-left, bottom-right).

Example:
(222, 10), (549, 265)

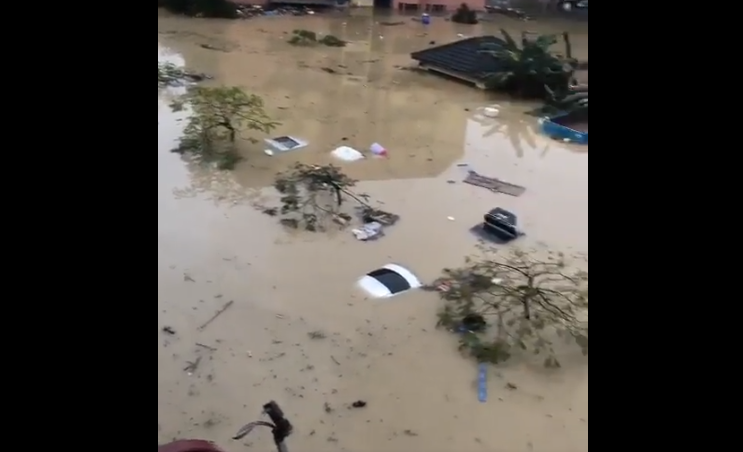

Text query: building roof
(410, 36), (507, 81)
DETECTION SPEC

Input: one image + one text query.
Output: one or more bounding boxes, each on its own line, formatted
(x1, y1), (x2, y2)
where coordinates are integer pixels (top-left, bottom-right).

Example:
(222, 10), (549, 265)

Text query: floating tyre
(483, 208), (520, 242)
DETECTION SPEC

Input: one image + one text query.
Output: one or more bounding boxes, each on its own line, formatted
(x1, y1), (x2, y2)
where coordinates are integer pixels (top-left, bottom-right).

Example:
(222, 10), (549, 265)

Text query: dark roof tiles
(410, 36), (507, 81)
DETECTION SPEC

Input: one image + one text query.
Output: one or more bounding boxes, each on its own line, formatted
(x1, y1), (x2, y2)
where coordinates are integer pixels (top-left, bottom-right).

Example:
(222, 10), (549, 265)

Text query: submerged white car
(358, 264), (422, 299)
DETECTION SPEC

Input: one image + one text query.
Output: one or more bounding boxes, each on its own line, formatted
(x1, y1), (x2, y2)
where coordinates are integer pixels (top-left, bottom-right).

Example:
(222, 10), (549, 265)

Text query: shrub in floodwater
(451, 3), (478, 24)
(287, 29), (346, 47)
(319, 35), (347, 47)
(288, 29), (317, 46)
(169, 86), (279, 170)
(263, 163), (398, 232)
(160, 0), (239, 19)
(158, 62), (184, 86)
(428, 248), (588, 367)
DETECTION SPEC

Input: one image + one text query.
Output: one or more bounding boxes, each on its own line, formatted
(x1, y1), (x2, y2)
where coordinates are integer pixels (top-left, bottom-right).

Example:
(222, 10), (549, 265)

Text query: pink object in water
(370, 142), (388, 157)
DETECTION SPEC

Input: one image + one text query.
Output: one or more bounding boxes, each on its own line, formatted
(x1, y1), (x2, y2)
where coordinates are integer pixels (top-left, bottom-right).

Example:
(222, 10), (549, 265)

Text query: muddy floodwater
(158, 8), (588, 452)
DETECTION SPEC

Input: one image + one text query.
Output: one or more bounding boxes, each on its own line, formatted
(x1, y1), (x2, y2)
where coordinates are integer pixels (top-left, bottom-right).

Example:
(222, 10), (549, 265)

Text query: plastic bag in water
(352, 222), (384, 241)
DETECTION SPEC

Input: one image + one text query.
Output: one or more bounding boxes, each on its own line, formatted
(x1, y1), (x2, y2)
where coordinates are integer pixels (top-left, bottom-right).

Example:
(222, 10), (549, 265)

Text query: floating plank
(463, 170), (526, 197)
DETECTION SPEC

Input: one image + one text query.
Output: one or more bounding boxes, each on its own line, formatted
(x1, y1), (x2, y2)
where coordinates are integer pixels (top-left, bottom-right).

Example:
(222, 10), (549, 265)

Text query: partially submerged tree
(170, 86), (279, 170)
(452, 3), (478, 24)
(263, 163), (398, 232)
(428, 248), (588, 368)
(480, 30), (576, 98)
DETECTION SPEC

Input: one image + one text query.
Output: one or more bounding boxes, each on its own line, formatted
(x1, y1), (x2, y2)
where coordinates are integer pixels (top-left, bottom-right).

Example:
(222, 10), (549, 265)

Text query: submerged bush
(170, 86), (279, 170)
(452, 3), (478, 24)
(287, 29), (347, 47)
(159, 0), (239, 19)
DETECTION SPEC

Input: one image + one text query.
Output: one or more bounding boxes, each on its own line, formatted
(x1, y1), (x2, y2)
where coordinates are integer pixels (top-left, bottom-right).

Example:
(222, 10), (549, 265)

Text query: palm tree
(480, 29), (574, 98)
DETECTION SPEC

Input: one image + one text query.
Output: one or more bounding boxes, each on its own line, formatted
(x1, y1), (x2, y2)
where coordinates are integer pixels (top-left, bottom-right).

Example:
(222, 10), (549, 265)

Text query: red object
(159, 440), (225, 452)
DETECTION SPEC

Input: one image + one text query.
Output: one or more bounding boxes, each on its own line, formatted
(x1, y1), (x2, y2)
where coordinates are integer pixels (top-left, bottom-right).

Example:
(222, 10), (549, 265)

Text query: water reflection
(464, 111), (587, 185)
(469, 102), (588, 158)
(159, 45), (248, 206)
(158, 45), (184, 66)
(158, 45), (189, 197)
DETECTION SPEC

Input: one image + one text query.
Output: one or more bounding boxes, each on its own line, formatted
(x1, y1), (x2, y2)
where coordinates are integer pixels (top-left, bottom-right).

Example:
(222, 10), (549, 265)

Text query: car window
(366, 268), (412, 294)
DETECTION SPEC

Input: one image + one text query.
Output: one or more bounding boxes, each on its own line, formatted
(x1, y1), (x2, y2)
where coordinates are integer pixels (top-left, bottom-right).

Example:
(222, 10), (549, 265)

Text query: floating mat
(463, 170), (526, 197)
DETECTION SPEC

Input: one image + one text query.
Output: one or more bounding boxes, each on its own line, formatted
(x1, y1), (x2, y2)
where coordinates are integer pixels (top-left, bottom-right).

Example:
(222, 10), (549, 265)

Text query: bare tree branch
(427, 247), (588, 367)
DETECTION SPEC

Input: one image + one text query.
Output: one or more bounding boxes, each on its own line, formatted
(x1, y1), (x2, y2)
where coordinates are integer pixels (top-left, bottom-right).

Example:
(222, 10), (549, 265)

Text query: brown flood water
(158, 9), (587, 452)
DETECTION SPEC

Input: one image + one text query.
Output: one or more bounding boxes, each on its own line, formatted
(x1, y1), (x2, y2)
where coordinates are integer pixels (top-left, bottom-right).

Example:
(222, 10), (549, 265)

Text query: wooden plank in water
(463, 171), (526, 197)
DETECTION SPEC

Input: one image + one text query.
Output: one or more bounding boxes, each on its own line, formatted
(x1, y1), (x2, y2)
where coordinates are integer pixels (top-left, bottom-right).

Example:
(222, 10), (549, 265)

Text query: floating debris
(352, 221), (383, 241)
(236, 5), (325, 18)
(463, 171), (526, 197)
(359, 207), (399, 226)
(162, 326), (176, 335)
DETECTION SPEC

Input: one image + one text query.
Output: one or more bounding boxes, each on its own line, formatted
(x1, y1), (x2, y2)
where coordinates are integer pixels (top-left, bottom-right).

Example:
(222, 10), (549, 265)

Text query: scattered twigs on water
(184, 356), (202, 374)
(198, 300), (235, 331)
(196, 342), (217, 351)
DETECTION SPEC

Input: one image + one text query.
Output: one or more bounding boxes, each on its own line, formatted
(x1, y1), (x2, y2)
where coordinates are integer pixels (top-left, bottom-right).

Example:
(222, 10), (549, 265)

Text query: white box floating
(264, 136), (308, 154)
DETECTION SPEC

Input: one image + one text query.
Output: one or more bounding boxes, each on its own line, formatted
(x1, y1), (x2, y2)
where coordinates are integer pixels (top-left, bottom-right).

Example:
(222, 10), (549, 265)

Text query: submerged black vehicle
(483, 208), (521, 242)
